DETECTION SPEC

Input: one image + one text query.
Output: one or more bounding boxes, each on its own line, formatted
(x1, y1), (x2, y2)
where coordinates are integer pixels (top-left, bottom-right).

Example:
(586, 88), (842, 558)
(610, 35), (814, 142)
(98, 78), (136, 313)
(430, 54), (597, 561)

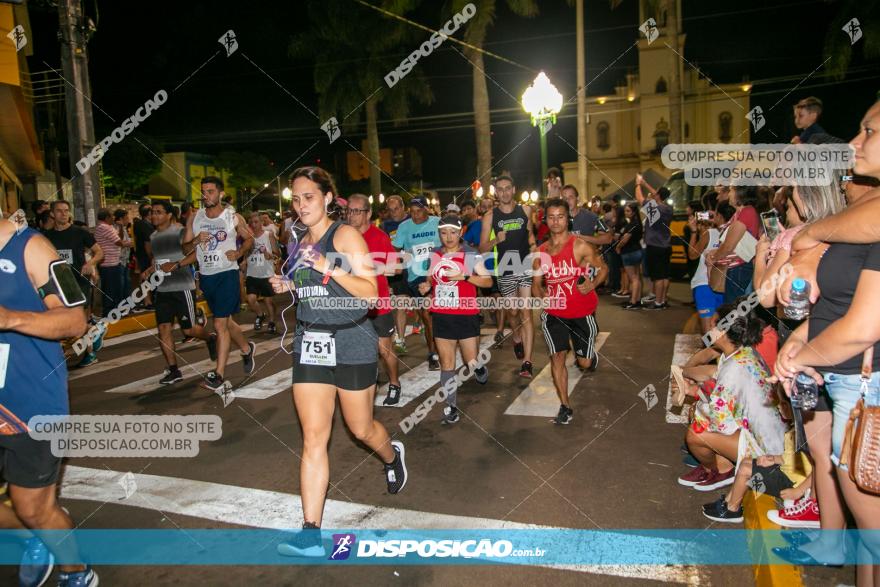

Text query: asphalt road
(2, 282), (852, 585)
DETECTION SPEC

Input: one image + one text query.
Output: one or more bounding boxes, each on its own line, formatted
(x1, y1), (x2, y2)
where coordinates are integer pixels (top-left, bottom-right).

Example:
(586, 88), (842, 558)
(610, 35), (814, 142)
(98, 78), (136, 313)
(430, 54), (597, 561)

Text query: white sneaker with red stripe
(766, 493), (820, 529)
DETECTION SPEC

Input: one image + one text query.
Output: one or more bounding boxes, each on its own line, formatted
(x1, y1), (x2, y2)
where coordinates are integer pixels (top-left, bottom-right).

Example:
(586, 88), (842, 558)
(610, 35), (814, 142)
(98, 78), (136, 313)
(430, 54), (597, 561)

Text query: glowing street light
(530, 190), (539, 203)
(521, 191), (529, 202)
(476, 186), (484, 199)
(368, 195), (374, 204)
(379, 193), (385, 203)
(282, 187), (292, 200)
(522, 71), (562, 188)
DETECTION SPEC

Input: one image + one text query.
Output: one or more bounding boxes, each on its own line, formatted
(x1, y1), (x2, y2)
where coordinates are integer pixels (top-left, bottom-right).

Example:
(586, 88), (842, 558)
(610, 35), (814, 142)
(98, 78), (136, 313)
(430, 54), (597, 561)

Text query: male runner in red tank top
(532, 198), (608, 425)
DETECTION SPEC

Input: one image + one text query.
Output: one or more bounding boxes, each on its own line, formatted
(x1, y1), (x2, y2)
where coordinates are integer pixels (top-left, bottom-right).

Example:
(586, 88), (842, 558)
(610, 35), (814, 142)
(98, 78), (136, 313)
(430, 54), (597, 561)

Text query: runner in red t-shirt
(418, 215), (493, 424)
(346, 194), (403, 405)
(533, 198), (608, 425)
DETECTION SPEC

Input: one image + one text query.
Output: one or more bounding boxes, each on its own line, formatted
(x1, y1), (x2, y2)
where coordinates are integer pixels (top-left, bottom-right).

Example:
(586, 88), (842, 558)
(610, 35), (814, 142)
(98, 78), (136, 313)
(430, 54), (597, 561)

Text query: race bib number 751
(301, 331), (336, 366)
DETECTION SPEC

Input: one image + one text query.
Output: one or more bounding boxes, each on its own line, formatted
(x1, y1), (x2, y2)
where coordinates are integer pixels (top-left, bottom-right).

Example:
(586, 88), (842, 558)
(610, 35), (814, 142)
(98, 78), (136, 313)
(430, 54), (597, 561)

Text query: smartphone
(696, 211), (712, 222)
(761, 211), (782, 241)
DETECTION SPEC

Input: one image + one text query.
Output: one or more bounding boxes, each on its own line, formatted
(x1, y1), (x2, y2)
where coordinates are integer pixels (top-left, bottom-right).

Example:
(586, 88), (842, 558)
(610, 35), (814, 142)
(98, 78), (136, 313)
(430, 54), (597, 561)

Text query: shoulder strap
(324, 221), (343, 256)
(861, 348), (874, 390)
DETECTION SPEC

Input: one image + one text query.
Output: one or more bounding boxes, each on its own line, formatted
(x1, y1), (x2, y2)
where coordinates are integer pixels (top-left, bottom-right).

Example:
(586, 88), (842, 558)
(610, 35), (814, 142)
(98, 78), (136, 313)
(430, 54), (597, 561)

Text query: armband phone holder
(39, 260), (87, 307)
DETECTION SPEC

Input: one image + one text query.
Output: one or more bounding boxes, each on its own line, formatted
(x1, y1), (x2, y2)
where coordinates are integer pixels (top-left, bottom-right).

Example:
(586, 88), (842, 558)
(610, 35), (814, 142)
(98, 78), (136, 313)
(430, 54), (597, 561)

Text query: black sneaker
(513, 340), (525, 360)
(384, 441), (407, 494)
(644, 302), (666, 310)
(585, 352), (599, 373)
(552, 404), (573, 425)
(206, 333), (218, 362)
(202, 371), (225, 392)
(427, 353), (440, 371)
(611, 291), (629, 298)
(159, 367), (183, 385)
(518, 361), (533, 378)
(622, 302), (642, 310)
(383, 383), (402, 406)
(441, 405), (460, 425)
(701, 496), (744, 523)
(267, 322), (277, 335)
(254, 315), (264, 331)
(492, 331), (504, 349)
(242, 341), (256, 374)
(277, 522), (325, 557)
(474, 366), (489, 384)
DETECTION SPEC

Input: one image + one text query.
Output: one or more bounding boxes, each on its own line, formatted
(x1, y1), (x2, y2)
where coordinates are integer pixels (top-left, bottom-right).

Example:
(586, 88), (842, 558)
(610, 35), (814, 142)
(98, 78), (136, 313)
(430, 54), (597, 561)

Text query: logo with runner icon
(329, 533), (356, 560)
(206, 230), (228, 251)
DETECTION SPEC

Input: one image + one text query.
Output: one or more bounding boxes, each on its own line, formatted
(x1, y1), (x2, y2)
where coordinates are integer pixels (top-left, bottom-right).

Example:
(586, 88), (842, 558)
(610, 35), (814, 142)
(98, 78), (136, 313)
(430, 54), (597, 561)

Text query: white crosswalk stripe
(375, 329), (496, 408)
(59, 465), (703, 584)
(103, 338), (282, 394)
(504, 333), (609, 417)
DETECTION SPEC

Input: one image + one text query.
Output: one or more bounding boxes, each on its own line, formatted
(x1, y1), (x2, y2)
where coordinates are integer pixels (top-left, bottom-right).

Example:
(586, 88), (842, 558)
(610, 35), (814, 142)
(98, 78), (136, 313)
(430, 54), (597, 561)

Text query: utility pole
(576, 0), (587, 199)
(58, 0), (100, 227)
(667, 0), (682, 145)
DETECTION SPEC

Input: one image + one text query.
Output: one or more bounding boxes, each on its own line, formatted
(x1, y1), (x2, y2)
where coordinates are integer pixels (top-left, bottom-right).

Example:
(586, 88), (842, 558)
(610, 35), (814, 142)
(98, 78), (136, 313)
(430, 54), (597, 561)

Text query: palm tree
(447, 0), (538, 183)
(290, 1), (433, 196)
(822, 0), (880, 81)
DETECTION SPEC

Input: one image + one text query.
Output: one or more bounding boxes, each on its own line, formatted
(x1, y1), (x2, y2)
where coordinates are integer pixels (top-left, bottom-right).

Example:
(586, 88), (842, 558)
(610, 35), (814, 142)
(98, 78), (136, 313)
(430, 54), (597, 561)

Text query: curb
(105, 300), (212, 339)
(743, 493), (804, 587)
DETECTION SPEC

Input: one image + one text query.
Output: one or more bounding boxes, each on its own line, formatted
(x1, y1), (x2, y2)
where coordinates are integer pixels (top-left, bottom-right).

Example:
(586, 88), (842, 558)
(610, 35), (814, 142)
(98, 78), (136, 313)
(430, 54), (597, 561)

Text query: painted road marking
(234, 370), (290, 400)
(504, 333), (609, 417)
(59, 465), (703, 584)
(375, 329), (496, 408)
(666, 334), (703, 425)
(103, 339), (282, 394)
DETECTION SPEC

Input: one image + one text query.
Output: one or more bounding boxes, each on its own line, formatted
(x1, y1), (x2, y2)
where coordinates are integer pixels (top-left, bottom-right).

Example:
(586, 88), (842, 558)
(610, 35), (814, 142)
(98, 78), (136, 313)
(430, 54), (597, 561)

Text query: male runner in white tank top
(183, 176), (257, 393)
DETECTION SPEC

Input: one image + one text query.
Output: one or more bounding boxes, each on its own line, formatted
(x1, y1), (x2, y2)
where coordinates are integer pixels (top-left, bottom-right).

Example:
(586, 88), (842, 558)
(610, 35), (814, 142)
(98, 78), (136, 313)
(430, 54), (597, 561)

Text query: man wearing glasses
(347, 194), (404, 405)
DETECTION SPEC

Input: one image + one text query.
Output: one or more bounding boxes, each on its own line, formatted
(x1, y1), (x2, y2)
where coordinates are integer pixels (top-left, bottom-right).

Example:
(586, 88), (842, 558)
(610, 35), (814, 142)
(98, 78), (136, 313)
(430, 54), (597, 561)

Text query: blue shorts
(620, 250), (643, 267)
(693, 285), (724, 318)
(200, 269), (241, 318)
(407, 276), (428, 298)
(823, 371), (880, 469)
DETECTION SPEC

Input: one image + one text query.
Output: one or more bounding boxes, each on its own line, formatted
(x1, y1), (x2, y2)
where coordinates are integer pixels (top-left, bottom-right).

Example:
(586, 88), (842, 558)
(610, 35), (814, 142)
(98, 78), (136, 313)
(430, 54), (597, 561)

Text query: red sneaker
(678, 465), (711, 487)
(766, 496), (820, 529)
(694, 468), (736, 492)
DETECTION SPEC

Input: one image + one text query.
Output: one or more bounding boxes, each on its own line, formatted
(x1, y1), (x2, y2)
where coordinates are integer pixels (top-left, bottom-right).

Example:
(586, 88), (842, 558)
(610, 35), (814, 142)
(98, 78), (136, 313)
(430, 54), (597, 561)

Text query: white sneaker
(640, 294), (656, 304)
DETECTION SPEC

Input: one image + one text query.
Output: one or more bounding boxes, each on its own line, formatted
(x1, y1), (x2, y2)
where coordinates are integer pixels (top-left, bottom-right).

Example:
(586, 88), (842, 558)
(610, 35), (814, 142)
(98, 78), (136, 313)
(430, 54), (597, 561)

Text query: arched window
(597, 121), (610, 151)
(655, 77), (667, 93)
(719, 112), (733, 142)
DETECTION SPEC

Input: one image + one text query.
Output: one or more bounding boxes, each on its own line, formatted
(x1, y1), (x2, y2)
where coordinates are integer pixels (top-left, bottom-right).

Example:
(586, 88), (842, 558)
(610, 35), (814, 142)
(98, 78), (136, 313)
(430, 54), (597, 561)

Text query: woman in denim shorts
(776, 102), (880, 574)
(615, 203), (644, 310)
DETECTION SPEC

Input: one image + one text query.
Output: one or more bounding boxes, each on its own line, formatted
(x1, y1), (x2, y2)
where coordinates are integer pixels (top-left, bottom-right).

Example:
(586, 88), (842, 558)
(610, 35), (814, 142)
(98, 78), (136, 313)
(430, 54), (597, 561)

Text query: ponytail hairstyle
(715, 298), (765, 347)
(289, 166), (342, 219)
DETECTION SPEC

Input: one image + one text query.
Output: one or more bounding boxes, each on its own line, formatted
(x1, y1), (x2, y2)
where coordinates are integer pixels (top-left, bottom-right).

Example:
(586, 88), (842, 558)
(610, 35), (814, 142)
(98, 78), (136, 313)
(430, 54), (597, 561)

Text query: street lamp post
(521, 72), (562, 191)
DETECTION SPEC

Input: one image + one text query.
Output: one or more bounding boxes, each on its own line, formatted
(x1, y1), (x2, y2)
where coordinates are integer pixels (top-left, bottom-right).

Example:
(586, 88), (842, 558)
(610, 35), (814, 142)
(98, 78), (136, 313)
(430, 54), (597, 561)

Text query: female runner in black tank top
(270, 167), (407, 557)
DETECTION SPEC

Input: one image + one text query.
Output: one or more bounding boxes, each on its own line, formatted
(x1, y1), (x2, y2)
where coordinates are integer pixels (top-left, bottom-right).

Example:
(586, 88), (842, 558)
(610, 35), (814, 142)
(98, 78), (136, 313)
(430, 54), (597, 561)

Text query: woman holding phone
(271, 166), (407, 558)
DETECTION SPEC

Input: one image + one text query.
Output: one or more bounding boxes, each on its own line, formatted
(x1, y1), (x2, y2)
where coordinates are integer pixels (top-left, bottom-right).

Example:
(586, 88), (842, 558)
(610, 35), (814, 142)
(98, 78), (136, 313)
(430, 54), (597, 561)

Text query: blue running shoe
(76, 352), (98, 368)
(91, 322), (107, 352)
(57, 566), (98, 587)
(19, 537), (54, 587)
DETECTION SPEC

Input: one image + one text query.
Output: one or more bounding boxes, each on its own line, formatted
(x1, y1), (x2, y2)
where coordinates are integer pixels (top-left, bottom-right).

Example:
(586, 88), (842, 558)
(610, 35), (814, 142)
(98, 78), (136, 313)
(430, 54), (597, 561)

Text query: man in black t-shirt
(133, 203), (155, 308)
(45, 200), (105, 366)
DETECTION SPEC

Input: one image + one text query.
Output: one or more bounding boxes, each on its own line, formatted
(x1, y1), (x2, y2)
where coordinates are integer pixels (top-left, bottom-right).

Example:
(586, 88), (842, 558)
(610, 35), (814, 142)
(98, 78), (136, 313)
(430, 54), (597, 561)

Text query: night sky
(25, 0), (880, 194)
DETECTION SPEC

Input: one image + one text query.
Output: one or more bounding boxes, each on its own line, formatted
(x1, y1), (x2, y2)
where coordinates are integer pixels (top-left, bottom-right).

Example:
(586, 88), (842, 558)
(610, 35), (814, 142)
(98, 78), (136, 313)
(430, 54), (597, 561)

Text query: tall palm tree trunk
(366, 94), (382, 196)
(468, 46), (493, 182)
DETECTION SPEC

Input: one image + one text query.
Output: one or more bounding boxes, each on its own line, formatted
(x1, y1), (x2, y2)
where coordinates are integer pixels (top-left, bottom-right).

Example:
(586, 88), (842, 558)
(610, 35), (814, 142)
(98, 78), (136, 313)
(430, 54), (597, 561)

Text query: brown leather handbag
(840, 349), (880, 495)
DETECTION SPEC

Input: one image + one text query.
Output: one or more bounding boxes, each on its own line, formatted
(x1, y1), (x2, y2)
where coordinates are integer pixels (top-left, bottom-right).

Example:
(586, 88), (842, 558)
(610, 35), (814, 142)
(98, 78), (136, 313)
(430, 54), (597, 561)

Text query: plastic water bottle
(784, 278), (811, 320)
(792, 373), (819, 410)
